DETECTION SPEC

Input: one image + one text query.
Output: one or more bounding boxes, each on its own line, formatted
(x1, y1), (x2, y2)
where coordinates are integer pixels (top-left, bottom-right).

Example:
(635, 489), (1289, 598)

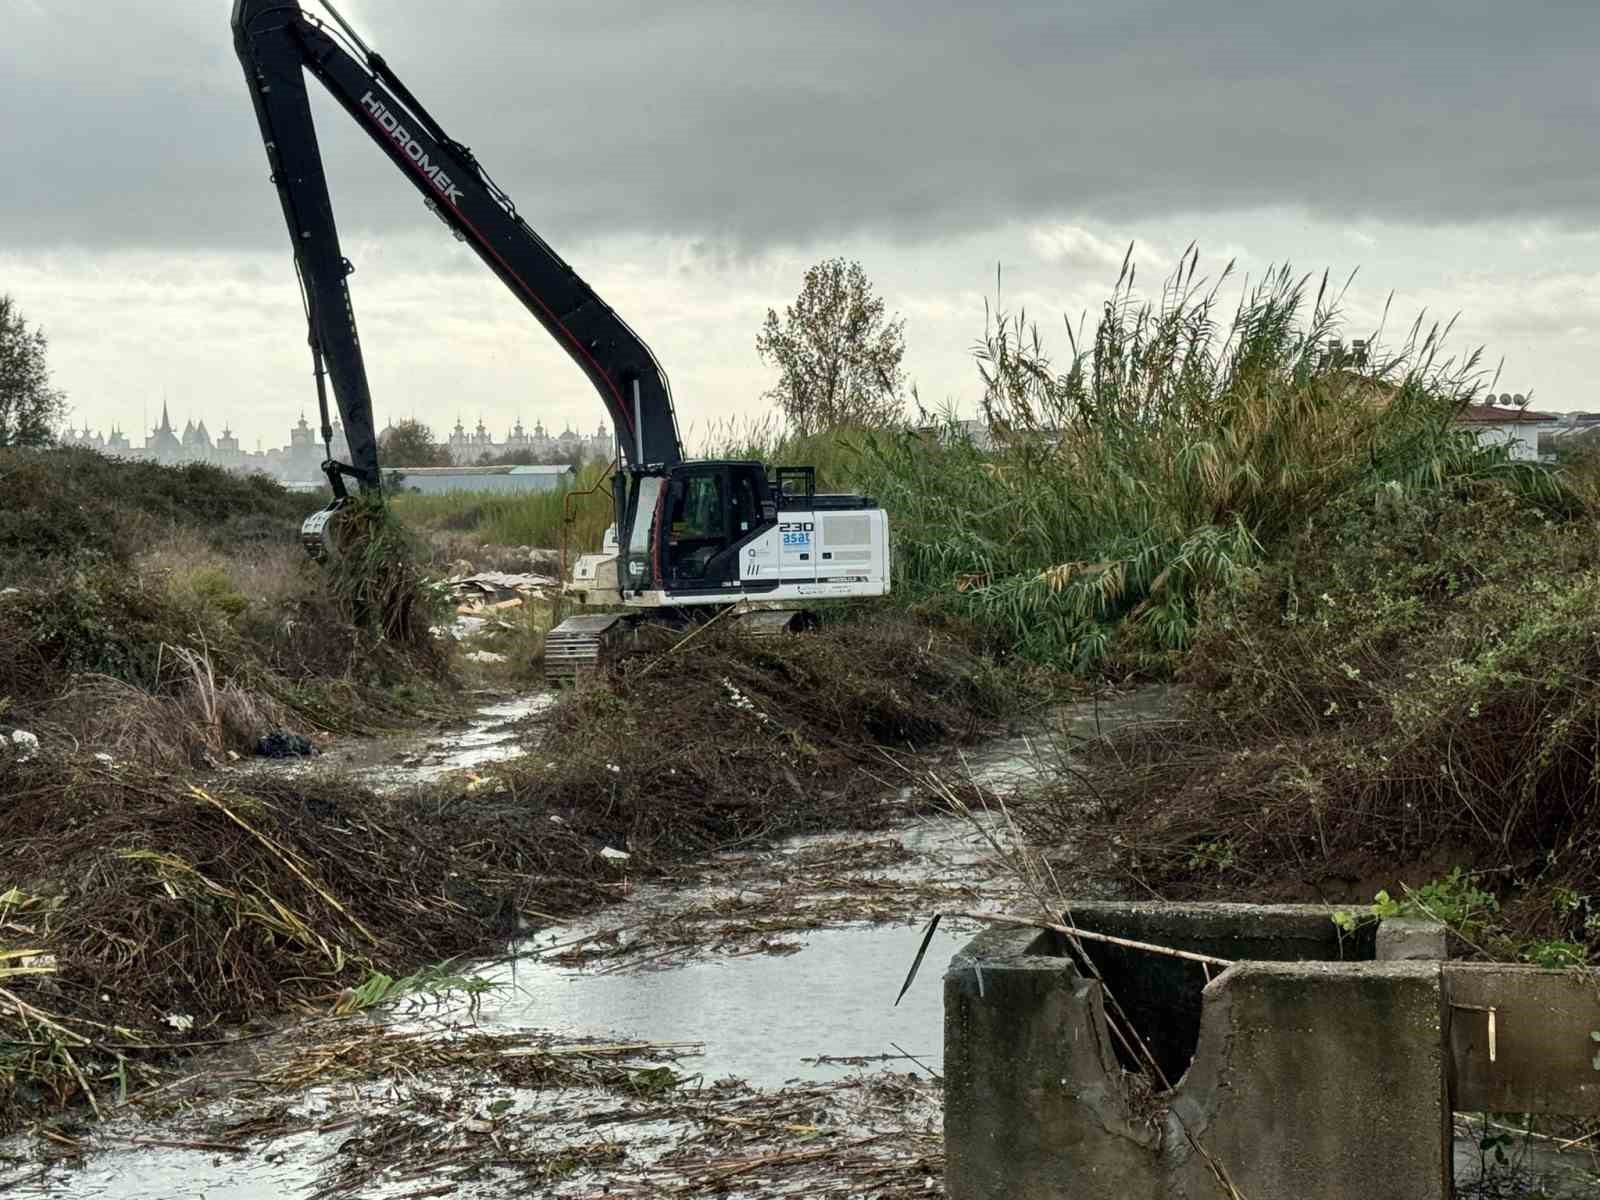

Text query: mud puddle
(474, 827), (986, 1091)
(484, 922), (966, 1086)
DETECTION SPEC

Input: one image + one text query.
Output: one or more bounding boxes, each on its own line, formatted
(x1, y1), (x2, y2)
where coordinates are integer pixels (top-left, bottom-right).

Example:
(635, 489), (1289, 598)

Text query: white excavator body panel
(547, 459), (891, 680)
(566, 506), (889, 611)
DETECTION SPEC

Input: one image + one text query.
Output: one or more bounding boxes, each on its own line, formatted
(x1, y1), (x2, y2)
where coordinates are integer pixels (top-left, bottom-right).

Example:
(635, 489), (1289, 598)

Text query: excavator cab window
(662, 464), (775, 587)
(665, 469), (728, 582)
(730, 472), (760, 536)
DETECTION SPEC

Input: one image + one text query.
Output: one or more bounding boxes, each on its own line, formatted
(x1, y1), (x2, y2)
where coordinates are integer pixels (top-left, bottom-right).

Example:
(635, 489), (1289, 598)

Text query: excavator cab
(661, 462), (775, 590)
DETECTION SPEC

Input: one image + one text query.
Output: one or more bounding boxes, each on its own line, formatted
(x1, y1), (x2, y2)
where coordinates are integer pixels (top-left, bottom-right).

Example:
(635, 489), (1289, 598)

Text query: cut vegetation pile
(0, 617), (1017, 1133)
(526, 616), (1017, 851)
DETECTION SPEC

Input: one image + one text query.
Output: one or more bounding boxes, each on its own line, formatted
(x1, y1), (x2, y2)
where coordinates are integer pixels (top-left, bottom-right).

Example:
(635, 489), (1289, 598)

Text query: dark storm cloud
(4, 0), (1596, 253)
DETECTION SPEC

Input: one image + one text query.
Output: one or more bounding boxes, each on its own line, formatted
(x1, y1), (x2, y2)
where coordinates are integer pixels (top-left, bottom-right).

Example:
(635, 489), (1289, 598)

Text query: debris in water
(256, 730), (318, 758)
(15, 1021), (943, 1200)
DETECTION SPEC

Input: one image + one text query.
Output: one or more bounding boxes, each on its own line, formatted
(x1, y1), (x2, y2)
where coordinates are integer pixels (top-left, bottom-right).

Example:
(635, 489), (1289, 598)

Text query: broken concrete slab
(1377, 916), (1450, 961)
(1179, 958), (1448, 1200)
(1043, 900), (1388, 1083)
(946, 904), (1600, 1199)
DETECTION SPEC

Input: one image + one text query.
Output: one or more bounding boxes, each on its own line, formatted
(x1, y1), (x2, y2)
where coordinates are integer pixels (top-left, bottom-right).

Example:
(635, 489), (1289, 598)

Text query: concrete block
(1445, 963), (1600, 1114)
(943, 927), (1162, 1200)
(1376, 917), (1448, 961)
(1055, 901), (1372, 1082)
(1175, 960), (1448, 1200)
(945, 907), (1451, 1200)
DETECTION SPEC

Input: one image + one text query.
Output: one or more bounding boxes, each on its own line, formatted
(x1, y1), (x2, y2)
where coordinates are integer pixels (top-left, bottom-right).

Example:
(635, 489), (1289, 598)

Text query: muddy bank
(0, 616), (1042, 1135)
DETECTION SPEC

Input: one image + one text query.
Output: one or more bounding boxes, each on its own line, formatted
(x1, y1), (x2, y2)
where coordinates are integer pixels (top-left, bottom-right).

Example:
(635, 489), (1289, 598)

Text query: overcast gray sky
(4, 0), (1597, 449)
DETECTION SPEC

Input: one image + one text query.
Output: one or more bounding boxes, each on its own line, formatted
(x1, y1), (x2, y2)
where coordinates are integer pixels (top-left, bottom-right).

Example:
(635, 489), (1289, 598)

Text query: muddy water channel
(261, 693), (558, 789)
(6, 688), (1591, 1197)
(4, 698), (1104, 1199)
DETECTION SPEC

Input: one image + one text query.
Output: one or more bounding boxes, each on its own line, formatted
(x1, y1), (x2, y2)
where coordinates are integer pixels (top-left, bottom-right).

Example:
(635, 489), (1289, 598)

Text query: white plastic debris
(465, 650), (508, 664)
(93, 752), (115, 765)
(599, 846), (630, 863)
(720, 677), (768, 722)
(9, 730), (39, 761)
(164, 1013), (195, 1033)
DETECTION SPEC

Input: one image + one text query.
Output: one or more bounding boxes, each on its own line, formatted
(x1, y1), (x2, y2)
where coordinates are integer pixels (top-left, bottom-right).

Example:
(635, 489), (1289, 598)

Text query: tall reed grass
(721, 249), (1566, 670)
(389, 461), (615, 553)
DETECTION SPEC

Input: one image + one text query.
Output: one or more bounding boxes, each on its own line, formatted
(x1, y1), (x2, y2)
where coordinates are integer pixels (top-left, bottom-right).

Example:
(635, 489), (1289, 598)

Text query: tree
(379, 418), (452, 466)
(756, 258), (906, 436)
(0, 294), (67, 448)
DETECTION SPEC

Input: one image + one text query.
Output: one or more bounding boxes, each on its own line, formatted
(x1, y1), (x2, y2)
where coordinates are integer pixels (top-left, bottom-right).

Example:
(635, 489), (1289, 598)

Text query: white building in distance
(59, 405), (614, 483)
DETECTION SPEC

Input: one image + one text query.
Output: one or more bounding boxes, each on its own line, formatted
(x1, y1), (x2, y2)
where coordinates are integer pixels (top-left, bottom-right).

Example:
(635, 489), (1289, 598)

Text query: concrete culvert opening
(1055, 902), (1380, 1087)
(1052, 931), (1210, 1084)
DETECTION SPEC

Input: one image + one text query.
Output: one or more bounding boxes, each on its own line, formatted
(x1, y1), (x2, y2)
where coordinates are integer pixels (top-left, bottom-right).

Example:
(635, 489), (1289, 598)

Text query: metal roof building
(382, 464), (578, 495)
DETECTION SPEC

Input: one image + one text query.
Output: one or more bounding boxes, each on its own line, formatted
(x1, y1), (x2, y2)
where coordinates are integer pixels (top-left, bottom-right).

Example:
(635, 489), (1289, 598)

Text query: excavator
(231, 1), (891, 678)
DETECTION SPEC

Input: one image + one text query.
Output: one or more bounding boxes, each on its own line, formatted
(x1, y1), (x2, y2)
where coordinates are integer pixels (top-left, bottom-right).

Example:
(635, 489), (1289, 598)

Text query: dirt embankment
(1039, 482), (1600, 960)
(0, 617), (1029, 1134)
(1, 448), (457, 768)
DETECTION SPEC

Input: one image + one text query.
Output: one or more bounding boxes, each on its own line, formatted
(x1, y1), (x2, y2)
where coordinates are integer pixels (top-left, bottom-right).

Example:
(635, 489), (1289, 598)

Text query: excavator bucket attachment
(300, 499), (349, 562)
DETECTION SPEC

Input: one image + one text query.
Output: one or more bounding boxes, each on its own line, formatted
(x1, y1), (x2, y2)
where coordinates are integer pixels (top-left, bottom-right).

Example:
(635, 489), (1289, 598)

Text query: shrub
(1069, 477), (1600, 955)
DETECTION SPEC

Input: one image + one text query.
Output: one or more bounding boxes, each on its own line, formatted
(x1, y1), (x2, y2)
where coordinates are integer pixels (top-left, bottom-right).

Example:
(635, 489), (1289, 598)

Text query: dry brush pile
(0, 448), (454, 765)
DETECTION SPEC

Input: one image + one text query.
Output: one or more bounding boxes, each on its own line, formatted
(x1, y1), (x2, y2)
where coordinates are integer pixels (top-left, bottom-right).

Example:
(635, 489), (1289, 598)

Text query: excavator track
(543, 613), (634, 683)
(542, 607), (813, 683)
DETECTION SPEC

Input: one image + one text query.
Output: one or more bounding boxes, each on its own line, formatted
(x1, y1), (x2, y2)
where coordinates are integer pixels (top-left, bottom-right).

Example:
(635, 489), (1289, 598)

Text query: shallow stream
(16, 688), (1580, 1198)
(5, 708), (1074, 1198)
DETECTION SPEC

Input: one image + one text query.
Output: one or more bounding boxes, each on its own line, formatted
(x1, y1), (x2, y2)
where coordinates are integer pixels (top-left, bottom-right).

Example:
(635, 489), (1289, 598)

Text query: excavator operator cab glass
(775, 466), (816, 507)
(625, 474), (663, 586)
(664, 468), (726, 583)
(661, 463), (775, 587)
(730, 472), (760, 535)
